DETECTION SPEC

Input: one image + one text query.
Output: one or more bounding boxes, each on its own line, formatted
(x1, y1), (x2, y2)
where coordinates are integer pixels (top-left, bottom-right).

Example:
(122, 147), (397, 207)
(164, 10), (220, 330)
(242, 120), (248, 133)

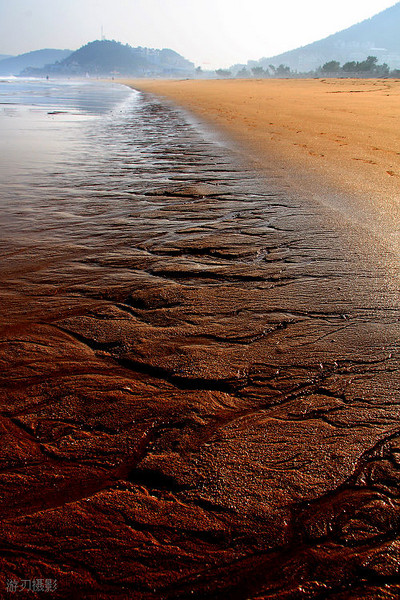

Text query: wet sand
(0, 82), (399, 599)
(121, 78), (400, 249)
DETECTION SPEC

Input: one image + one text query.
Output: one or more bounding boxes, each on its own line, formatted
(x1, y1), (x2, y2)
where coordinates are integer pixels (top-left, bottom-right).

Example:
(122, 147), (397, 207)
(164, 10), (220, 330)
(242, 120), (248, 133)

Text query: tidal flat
(0, 78), (399, 599)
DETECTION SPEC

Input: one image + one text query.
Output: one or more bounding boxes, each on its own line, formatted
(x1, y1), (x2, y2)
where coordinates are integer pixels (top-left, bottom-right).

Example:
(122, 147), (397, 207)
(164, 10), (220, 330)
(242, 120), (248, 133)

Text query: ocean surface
(0, 79), (141, 242)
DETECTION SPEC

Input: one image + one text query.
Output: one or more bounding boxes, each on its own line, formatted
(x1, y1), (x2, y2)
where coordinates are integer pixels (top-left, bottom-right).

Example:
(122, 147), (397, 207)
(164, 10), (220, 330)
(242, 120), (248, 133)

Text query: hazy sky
(0, 0), (398, 68)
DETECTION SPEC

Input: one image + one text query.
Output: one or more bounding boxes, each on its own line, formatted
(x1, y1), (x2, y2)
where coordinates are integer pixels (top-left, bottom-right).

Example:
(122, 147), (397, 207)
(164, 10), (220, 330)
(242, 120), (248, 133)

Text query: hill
(23, 40), (195, 77)
(0, 49), (72, 76)
(249, 2), (400, 73)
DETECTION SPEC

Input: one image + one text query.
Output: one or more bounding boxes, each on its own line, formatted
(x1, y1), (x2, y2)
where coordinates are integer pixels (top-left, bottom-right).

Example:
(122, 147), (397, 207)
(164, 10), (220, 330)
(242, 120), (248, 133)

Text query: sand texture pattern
(121, 78), (400, 248)
(0, 87), (399, 598)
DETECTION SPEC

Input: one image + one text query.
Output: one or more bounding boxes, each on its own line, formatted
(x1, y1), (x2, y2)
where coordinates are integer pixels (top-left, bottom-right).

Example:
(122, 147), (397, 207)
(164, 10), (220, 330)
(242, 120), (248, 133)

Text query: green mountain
(23, 40), (195, 77)
(249, 2), (400, 72)
(0, 49), (72, 76)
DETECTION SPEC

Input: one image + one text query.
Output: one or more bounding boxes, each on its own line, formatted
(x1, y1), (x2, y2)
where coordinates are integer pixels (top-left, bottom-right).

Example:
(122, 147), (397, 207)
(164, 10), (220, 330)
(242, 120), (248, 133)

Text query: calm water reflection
(0, 79), (143, 242)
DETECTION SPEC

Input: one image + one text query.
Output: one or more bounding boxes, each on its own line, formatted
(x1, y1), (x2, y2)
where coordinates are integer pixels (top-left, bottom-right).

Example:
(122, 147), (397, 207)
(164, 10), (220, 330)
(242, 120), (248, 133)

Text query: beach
(0, 78), (399, 599)
(121, 78), (400, 249)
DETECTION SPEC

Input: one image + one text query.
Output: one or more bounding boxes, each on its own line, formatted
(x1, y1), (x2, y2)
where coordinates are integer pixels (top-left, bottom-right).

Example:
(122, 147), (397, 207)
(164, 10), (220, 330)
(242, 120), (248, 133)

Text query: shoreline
(1, 79), (400, 599)
(120, 77), (400, 251)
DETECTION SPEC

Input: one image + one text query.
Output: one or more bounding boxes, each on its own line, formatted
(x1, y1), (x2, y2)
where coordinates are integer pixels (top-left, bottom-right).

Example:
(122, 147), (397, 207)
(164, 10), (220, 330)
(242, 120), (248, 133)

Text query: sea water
(0, 78), (140, 242)
(0, 77), (242, 251)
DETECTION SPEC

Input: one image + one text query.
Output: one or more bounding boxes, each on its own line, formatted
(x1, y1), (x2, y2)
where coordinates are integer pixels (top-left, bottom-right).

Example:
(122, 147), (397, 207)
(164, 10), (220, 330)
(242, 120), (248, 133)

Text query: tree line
(214, 56), (400, 79)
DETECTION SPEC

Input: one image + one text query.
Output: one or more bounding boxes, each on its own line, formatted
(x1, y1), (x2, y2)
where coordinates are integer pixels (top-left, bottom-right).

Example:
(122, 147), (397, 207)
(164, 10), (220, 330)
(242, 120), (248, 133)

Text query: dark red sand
(0, 94), (399, 599)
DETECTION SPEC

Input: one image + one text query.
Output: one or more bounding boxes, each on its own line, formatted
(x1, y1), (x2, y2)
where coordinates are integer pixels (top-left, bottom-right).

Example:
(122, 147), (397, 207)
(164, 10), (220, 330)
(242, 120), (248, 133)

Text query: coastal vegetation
(224, 55), (400, 79)
(245, 3), (400, 74)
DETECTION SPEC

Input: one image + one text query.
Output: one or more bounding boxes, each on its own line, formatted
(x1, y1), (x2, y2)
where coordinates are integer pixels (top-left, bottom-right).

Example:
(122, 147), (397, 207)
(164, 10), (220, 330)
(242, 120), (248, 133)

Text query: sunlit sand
(121, 77), (400, 247)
